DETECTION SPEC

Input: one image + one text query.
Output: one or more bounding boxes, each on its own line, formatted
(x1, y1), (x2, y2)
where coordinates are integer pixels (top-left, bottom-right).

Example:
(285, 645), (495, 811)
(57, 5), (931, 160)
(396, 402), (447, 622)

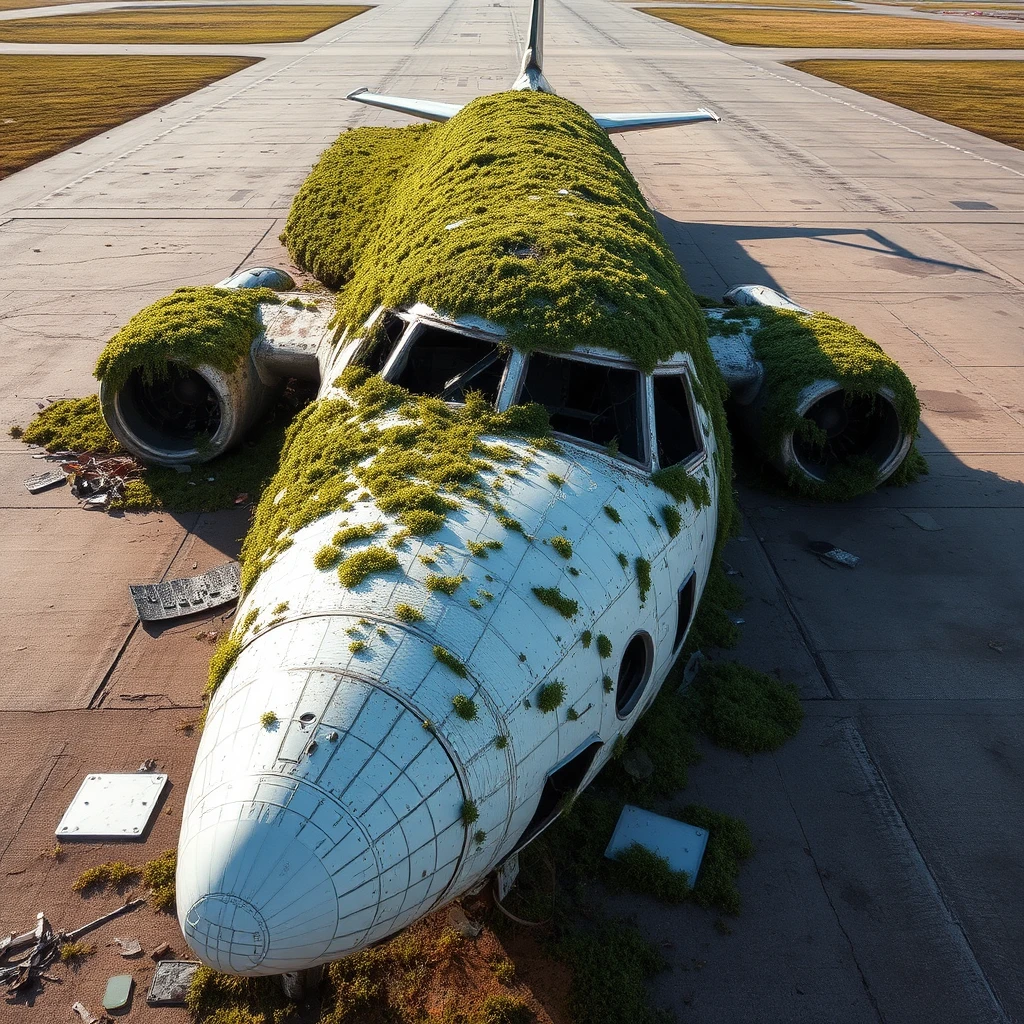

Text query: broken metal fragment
(808, 540), (860, 568)
(24, 470), (65, 493)
(146, 960), (200, 1006)
(129, 561), (241, 622)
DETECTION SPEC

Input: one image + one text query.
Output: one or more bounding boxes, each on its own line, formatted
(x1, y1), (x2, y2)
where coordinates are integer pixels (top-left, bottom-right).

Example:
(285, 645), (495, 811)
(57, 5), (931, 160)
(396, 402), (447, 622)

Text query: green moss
(495, 734), (508, 750)
(259, 711), (278, 728)
(334, 522), (384, 546)
(491, 958), (516, 985)
(609, 842), (690, 904)
(746, 308), (921, 500)
(284, 124), (434, 289)
(536, 681), (566, 713)
(603, 674), (614, 693)
(452, 694), (478, 720)
(142, 849), (177, 912)
(469, 598), (483, 609)
(473, 994), (532, 1024)
(206, 634), (243, 698)
(330, 92), (707, 375)
(313, 544), (340, 570)
(635, 557), (651, 604)
(651, 463), (711, 508)
(531, 586), (578, 619)
(688, 660), (803, 754)
(549, 535), (572, 559)
(678, 804), (753, 915)
(555, 923), (667, 1024)
(426, 573), (467, 595)
(73, 861), (140, 893)
(568, 566), (580, 576)
(461, 799), (479, 826)
(596, 634), (612, 659)
(468, 538), (502, 557)
(186, 966), (290, 1024)
(581, 630), (592, 648)
(94, 286), (280, 392)
(602, 505), (621, 524)
(496, 513), (523, 533)
(272, 602), (289, 615)
(474, 829), (488, 846)
(20, 395), (120, 453)
(647, 514), (659, 530)
(338, 546), (399, 588)
(349, 639), (366, 654)
(394, 603), (424, 623)
(547, 472), (564, 488)
(616, 552), (628, 568)
(399, 508), (447, 536)
(566, 707), (579, 721)
(434, 645), (468, 678)
(661, 504), (681, 538)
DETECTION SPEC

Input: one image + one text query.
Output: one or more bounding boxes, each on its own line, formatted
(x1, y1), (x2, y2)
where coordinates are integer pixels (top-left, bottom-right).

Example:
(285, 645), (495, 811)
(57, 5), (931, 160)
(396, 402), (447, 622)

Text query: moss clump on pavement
(678, 804), (753, 915)
(94, 285), (279, 391)
(688, 659), (804, 754)
(142, 849), (176, 911)
(19, 395), (121, 453)
(73, 861), (140, 893)
(609, 842), (690, 904)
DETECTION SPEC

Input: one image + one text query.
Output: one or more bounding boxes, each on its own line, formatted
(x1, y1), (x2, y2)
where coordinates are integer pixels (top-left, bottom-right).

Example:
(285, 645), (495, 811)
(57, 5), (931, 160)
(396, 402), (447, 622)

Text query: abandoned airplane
(89, 0), (919, 975)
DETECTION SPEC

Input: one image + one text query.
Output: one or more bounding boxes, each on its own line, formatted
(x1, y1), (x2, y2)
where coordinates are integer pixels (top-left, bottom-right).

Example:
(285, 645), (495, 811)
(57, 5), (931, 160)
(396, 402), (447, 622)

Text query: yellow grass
(624, 0), (848, 7)
(0, 0), (95, 9)
(0, 55), (258, 179)
(0, 4), (371, 43)
(638, 7), (1024, 43)
(790, 59), (1024, 147)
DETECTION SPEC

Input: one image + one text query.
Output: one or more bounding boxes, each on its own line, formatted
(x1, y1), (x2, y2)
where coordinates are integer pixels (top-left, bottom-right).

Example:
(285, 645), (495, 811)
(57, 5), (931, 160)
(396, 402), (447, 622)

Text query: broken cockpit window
(388, 323), (510, 404)
(652, 373), (703, 468)
(517, 353), (644, 462)
(354, 310), (408, 374)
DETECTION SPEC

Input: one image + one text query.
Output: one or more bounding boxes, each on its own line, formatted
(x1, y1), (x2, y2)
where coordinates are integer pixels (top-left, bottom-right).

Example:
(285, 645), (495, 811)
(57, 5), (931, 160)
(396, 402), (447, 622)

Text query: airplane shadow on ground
(653, 212), (989, 296)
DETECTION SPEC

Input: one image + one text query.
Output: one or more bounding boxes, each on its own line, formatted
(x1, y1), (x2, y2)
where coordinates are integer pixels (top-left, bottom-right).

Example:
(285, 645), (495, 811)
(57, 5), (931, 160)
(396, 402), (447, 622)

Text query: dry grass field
(624, 0), (849, 7)
(639, 6), (1024, 43)
(790, 59), (1024, 148)
(0, 0), (95, 9)
(0, 55), (258, 179)
(0, 4), (371, 43)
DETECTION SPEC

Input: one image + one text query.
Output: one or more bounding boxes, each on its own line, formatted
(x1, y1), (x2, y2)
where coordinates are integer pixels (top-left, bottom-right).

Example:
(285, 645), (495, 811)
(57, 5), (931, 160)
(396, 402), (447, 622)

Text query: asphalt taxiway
(1, 0), (1022, 1020)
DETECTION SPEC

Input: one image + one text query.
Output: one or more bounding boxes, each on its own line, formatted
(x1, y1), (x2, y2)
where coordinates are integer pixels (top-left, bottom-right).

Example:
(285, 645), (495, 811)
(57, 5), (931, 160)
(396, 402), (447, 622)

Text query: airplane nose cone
(179, 807), (340, 974)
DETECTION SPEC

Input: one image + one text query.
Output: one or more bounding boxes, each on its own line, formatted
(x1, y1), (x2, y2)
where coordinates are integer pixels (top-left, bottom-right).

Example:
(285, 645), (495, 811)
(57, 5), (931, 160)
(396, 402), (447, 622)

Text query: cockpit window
(518, 353), (644, 461)
(388, 324), (509, 404)
(653, 373), (703, 467)
(355, 310), (407, 373)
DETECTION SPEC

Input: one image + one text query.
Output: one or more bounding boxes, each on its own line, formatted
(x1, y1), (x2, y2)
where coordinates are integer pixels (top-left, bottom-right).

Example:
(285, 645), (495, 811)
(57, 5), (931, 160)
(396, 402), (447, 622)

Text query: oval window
(616, 633), (652, 718)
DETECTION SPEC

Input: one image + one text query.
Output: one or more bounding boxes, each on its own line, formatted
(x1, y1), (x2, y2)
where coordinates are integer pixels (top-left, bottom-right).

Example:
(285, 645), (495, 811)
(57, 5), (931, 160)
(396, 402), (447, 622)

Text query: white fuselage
(176, 310), (719, 974)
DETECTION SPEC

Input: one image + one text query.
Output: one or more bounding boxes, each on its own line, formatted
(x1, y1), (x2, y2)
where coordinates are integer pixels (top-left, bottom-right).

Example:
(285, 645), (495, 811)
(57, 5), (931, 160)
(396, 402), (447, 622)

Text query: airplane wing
(346, 88), (462, 123)
(592, 109), (721, 133)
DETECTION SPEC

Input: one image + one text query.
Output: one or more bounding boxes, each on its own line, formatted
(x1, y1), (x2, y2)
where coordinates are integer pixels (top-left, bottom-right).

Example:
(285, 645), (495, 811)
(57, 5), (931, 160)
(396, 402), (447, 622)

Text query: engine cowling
(707, 287), (919, 498)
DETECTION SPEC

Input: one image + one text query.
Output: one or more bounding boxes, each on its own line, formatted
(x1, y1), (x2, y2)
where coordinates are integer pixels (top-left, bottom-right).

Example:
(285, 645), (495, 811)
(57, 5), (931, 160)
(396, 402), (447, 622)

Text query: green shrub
(677, 804), (753, 915)
(338, 546), (399, 588)
(536, 681), (566, 713)
(394, 603), (424, 622)
(452, 695), (478, 720)
(688, 660), (803, 754)
(608, 842), (689, 903)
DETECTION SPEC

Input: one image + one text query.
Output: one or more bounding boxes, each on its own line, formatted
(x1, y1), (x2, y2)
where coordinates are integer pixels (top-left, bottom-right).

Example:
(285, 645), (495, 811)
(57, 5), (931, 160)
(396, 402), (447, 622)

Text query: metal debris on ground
(71, 1001), (104, 1024)
(808, 540), (860, 568)
(24, 469), (65, 493)
(682, 650), (704, 688)
(0, 901), (143, 995)
(112, 937), (142, 957)
(146, 961), (200, 1006)
(604, 805), (709, 888)
(446, 905), (482, 938)
(102, 974), (133, 1012)
(63, 454), (142, 508)
(137, 759), (156, 772)
(149, 941), (173, 961)
(902, 510), (943, 532)
(56, 773), (168, 839)
(129, 561), (241, 622)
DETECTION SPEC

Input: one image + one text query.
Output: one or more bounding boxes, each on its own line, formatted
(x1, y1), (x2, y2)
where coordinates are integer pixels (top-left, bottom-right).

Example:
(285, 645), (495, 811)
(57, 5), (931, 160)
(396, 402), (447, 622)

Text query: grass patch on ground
(0, 5), (370, 44)
(0, 55), (257, 179)
(638, 7), (1024, 45)
(789, 59), (1024, 150)
(688, 660), (804, 754)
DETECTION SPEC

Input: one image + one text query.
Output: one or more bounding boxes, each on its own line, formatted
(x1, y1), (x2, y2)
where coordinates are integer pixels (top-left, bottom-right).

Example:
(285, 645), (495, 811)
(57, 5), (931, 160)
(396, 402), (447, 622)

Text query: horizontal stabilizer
(593, 109), (721, 134)
(346, 88), (462, 123)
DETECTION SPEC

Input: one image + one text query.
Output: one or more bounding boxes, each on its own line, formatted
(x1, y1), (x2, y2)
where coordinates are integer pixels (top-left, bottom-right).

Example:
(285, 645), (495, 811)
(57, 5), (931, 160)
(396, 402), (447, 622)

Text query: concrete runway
(0, 0), (1022, 1020)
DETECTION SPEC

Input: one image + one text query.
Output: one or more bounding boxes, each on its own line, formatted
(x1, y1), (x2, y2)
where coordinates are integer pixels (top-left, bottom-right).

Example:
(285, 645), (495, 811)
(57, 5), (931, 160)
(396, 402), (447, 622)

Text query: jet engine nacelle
(707, 286), (916, 496)
(99, 285), (330, 468)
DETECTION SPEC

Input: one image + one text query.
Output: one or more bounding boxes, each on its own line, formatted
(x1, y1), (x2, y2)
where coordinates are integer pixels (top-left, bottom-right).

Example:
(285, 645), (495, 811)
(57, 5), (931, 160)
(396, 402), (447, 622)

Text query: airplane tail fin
(511, 0), (553, 92)
(346, 0), (719, 131)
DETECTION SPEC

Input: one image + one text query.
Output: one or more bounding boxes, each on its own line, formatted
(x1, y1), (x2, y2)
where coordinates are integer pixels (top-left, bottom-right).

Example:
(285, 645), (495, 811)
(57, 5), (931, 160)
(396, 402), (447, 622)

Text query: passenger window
(518, 353), (643, 461)
(653, 374), (702, 467)
(388, 324), (509, 404)
(356, 310), (407, 373)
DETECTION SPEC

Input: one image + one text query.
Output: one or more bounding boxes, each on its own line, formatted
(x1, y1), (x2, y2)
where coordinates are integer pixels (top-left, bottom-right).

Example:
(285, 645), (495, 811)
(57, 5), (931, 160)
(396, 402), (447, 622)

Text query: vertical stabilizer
(512, 0), (554, 92)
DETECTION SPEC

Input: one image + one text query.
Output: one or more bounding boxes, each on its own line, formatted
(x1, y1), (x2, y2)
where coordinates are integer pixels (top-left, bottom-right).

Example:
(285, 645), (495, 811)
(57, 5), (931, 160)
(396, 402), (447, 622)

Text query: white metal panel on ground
(56, 773), (167, 839)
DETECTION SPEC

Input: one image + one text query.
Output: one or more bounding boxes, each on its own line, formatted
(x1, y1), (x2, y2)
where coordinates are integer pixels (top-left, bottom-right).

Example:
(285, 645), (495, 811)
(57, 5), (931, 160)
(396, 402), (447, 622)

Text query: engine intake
(707, 288), (919, 499)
